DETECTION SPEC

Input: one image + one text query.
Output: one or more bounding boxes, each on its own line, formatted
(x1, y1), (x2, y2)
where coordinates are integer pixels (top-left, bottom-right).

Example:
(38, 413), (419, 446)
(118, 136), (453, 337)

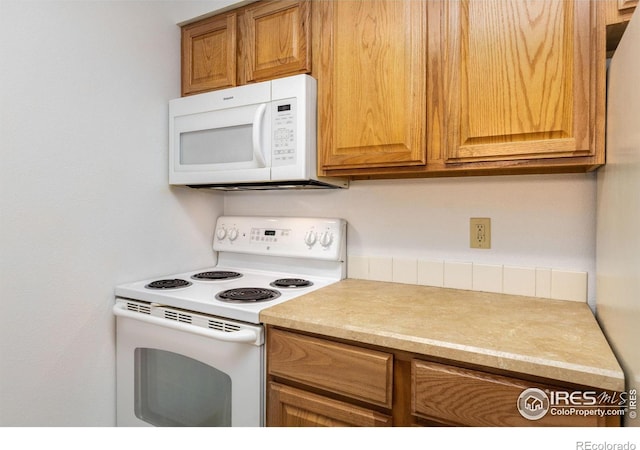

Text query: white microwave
(168, 74), (348, 190)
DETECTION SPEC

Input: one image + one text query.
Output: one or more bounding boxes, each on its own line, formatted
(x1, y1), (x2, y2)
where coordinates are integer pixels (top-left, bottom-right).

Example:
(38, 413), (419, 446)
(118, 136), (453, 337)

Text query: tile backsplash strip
(348, 256), (587, 303)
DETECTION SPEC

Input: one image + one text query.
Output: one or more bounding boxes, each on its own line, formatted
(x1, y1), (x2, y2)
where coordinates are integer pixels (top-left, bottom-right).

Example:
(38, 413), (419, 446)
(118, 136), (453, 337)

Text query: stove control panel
(213, 216), (346, 261)
(250, 226), (291, 244)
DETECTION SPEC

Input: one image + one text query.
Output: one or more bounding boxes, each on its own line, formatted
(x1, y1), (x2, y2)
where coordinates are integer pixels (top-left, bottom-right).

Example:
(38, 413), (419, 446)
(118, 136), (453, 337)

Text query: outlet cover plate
(470, 218), (491, 249)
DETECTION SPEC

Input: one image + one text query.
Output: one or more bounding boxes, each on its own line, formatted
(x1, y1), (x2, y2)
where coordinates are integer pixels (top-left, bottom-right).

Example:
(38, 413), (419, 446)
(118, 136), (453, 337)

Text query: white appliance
(113, 216), (347, 427)
(596, 11), (640, 427)
(169, 74), (347, 190)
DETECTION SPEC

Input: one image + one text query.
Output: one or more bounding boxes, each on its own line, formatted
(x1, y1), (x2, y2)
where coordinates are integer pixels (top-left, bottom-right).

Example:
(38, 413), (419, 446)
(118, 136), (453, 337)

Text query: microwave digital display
(264, 230), (276, 236)
(277, 104), (291, 112)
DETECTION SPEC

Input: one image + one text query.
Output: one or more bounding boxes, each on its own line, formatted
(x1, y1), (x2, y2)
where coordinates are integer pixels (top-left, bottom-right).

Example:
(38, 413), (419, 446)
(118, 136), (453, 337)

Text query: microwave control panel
(272, 99), (297, 167)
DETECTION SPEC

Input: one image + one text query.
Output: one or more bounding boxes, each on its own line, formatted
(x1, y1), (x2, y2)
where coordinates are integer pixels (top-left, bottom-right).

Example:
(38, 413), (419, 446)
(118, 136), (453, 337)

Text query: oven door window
(134, 348), (231, 427)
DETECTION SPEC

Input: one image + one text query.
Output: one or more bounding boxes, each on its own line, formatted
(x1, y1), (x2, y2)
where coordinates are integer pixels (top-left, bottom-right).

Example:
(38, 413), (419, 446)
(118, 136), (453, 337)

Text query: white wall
(172, 0), (256, 24)
(0, 0), (599, 427)
(224, 173), (597, 305)
(0, 1), (226, 425)
(596, 8), (640, 426)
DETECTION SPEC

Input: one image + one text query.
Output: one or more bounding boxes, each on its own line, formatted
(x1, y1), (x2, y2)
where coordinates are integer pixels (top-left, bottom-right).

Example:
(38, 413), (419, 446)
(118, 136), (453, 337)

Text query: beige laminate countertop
(260, 279), (624, 392)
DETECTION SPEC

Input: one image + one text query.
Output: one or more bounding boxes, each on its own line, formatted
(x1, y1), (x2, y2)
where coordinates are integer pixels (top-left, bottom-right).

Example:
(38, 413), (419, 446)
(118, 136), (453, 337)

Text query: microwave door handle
(252, 103), (267, 167)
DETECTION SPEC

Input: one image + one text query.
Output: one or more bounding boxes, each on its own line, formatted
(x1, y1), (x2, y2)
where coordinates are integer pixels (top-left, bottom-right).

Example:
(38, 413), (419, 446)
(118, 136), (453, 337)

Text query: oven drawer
(267, 329), (393, 408)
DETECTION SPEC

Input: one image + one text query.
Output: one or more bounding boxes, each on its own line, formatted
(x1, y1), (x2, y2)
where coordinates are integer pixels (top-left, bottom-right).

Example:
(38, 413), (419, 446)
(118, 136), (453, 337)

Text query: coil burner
(191, 271), (243, 281)
(145, 279), (192, 290)
(270, 278), (313, 288)
(215, 288), (281, 303)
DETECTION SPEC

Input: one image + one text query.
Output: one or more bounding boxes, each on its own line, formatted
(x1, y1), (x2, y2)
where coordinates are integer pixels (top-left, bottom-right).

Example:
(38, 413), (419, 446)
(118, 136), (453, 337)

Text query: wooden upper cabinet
(618, 0), (639, 11)
(182, 12), (237, 95)
(239, 0), (311, 84)
(181, 1), (311, 96)
(442, 0), (596, 163)
(606, 0), (638, 25)
(315, 0), (428, 171)
(605, 0), (637, 56)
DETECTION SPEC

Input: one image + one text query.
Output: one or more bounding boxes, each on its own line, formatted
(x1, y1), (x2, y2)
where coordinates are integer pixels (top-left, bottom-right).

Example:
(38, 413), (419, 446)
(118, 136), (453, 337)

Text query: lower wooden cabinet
(268, 382), (392, 427)
(411, 360), (615, 427)
(267, 328), (393, 408)
(266, 326), (622, 427)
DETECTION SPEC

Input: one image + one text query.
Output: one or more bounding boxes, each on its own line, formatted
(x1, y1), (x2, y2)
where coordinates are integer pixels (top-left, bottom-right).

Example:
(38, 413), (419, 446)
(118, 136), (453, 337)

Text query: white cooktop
(114, 265), (339, 324)
(115, 216), (347, 324)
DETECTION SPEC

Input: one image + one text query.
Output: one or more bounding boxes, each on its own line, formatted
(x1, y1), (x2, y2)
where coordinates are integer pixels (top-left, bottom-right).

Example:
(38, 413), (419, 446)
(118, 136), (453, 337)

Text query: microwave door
(170, 103), (271, 185)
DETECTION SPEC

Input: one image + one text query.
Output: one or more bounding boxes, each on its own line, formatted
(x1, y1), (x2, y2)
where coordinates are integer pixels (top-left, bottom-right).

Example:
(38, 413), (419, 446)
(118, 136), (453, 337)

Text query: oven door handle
(113, 303), (259, 344)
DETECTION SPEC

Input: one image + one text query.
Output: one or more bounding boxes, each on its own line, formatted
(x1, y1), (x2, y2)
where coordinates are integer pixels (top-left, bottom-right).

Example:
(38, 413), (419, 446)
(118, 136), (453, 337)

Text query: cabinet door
(268, 382), (392, 427)
(316, 0), (427, 171)
(442, 0), (595, 163)
(240, 0), (311, 83)
(181, 13), (237, 95)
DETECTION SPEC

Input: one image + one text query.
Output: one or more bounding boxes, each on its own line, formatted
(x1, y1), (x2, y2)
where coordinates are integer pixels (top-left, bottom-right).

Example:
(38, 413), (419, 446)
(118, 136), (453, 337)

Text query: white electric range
(113, 216), (346, 427)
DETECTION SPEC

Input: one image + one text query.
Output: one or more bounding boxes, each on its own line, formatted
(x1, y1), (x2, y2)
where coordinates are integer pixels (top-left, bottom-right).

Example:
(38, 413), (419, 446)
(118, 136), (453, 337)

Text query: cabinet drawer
(268, 382), (392, 427)
(411, 360), (609, 427)
(268, 329), (393, 407)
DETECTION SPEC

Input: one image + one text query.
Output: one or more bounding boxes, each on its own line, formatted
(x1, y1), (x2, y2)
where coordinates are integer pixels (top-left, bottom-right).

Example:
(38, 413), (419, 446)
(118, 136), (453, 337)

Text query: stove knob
(216, 227), (227, 241)
(228, 228), (239, 241)
(319, 231), (334, 248)
(304, 230), (318, 247)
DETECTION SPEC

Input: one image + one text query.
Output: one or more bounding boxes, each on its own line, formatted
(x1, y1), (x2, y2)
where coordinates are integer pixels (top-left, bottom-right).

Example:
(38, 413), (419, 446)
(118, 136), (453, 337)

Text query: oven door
(113, 300), (264, 427)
